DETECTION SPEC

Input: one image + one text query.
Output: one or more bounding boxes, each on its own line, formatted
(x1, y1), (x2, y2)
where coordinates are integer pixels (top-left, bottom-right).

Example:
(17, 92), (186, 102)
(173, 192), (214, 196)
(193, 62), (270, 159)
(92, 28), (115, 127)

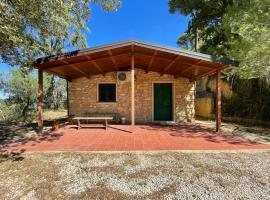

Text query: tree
(0, 69), (39, 118)
(44, 76), (67, 110)
(168, 0), (270, 81)
(0, 0), (121, 67)
(0, 0), (121, 121)
(0, 68), (67, 120)
(169, 0), (234, 55)
(223, 0), (270, 80)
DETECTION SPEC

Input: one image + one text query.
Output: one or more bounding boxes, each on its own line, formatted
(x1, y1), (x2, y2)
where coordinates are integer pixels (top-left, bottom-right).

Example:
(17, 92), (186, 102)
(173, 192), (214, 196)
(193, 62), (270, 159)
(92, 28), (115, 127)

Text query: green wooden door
(154, 83), (173, 121)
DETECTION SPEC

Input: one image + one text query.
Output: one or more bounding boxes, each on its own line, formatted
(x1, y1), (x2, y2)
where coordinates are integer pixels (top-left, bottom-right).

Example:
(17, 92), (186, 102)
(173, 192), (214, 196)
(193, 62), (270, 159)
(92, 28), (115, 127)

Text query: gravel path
(0, 151), (269, 199)
(195, 120), (270, 144)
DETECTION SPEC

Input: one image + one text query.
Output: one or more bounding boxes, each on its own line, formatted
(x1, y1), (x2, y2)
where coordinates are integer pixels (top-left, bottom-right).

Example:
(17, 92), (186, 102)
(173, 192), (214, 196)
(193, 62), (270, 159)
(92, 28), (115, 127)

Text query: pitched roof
(34, 40), (234, 81)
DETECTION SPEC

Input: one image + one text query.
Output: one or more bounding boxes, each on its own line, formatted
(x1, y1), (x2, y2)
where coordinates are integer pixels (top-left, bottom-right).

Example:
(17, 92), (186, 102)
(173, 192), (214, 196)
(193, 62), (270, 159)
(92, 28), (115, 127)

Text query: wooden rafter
(194, 68), (219, 80)
(70, 65), (91, 79)
(43, 69), (72, 81)
(82, 55), (103, 74)
(38, 46), (227, 81)
(35, 40), (233, 67)
(40, 52), (216, 75)
(174, 73), (195, 81)
(92, 61), (104, 74)
(161, 55), (179, 75)
(174, 65), (195, 78)
(146, 51), (158, 72)
(60, 60), (69, 64)
(54, 58), (89, 80)
(40, 53), (131, 70)
(108, 50), (118, 70)
(134, 53), (215, 70)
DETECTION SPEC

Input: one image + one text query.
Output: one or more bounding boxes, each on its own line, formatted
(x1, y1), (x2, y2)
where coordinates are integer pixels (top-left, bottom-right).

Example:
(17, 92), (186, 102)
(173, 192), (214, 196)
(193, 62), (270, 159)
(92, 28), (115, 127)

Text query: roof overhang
(34, 40), (235, 81)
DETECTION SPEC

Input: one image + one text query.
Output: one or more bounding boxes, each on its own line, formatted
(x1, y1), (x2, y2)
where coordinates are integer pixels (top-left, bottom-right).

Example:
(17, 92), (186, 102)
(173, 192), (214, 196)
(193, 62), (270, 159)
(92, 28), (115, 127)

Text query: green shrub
(0, 102), (18, 122)
(0, 102), (35, 123)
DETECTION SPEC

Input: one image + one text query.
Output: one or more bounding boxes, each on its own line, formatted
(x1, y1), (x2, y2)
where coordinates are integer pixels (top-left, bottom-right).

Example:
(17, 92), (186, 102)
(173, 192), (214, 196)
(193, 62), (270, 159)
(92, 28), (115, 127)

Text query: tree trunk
(22, 98), (30, 117)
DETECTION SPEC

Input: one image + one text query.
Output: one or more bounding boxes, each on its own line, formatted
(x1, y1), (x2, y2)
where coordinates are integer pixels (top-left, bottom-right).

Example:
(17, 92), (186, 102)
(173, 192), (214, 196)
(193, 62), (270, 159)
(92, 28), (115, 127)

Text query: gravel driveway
(0, 151), (269, 199)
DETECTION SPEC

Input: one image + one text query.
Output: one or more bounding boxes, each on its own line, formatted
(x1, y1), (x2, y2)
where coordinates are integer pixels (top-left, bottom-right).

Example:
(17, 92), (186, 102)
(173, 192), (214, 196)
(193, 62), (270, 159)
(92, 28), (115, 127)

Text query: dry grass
(43, 110), (67, 120)
(0, 152), (269, 200)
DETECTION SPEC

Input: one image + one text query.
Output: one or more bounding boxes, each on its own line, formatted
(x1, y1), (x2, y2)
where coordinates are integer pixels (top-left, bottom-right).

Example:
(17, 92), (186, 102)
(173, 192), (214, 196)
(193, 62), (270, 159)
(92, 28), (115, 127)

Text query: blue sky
(0, 0), (188, 99)
(87, 1), (188, 47)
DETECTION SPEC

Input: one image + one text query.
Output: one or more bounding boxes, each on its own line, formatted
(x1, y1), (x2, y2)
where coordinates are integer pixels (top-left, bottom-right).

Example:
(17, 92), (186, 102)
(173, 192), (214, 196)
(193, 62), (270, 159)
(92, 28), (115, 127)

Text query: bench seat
(73, 116), (114, 130)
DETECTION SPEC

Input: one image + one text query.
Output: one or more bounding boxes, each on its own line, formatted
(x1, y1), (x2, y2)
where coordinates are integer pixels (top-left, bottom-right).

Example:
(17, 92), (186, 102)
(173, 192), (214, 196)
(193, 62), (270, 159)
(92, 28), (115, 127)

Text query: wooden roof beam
(70, 65), (91, 79)
(108, 50), (119, 71)
(174, 73), (195, 82)
(41, 52), (214, 72)
(175, 65), (222, 81)
(87, 58), (104, 75)
(194, 68), (220, 80)
(40, 53), (132, 70)
(174, 65), (195, 78)
(168, 60), (204, 77)
(146, 51), (157, 73)
(134, 53), (215, 70)
(47, 72), (72, 82)
(161, 56), (179, 76)
(60, 60), (89, 77)
(43, 66), (72, 81)
(64, 54), (102, 76)
(84, 55), (105, 76)
(35, 40), (233, 67)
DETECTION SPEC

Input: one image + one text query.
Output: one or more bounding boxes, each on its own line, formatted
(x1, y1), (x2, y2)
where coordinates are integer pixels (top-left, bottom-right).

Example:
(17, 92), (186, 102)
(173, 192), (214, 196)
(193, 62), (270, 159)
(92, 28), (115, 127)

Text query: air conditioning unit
(117, 71), (131, 83)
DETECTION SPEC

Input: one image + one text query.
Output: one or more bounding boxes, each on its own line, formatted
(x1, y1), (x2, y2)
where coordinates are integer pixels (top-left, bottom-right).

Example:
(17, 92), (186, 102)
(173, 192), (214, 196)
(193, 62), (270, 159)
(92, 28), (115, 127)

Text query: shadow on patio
(1, 123), (269, 152)
(139, 124), (259, 146)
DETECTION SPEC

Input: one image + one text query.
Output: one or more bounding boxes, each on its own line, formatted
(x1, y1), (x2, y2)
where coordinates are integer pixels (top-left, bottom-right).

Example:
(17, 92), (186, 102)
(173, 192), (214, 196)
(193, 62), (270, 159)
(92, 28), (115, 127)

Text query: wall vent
(117, 71), (131, 83)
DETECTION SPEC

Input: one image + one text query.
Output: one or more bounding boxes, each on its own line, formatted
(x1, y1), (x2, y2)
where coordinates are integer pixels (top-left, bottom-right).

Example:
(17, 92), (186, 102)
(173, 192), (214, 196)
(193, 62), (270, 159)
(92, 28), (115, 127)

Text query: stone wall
(68, 69), (195, 123)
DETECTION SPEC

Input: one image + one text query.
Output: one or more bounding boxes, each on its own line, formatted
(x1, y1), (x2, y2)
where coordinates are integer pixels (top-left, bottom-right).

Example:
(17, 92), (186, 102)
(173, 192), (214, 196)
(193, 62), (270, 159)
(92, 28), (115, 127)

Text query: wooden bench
(73, 116), (113, 130)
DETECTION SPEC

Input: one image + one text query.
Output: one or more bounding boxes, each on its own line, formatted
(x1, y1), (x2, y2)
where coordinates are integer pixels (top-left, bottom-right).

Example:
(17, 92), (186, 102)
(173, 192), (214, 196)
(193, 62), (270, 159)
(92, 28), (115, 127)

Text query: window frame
(97, 82), (117, 103)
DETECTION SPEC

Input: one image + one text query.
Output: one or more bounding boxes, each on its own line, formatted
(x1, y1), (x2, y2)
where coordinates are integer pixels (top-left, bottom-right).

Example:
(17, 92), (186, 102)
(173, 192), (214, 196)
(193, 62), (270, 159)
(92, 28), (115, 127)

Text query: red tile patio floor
(2, 124), (269, 152)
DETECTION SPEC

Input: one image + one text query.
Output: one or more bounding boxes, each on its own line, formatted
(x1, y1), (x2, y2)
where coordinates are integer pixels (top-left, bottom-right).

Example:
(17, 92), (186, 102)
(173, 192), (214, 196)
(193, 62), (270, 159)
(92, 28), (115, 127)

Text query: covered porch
(34, 40), (232, 133)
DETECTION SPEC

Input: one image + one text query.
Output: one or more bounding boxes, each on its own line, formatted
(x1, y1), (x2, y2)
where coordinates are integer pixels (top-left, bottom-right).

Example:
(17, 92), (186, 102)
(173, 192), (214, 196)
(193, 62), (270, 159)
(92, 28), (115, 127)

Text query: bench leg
(77, 119), (81, 130)
(105, 119), (108, 130)
(52, 119), (59, 131)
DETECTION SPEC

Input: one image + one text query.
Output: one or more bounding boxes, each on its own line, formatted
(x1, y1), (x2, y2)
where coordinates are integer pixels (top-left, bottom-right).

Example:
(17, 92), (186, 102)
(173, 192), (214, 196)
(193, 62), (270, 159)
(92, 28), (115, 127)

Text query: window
(98, 83), (116, 102)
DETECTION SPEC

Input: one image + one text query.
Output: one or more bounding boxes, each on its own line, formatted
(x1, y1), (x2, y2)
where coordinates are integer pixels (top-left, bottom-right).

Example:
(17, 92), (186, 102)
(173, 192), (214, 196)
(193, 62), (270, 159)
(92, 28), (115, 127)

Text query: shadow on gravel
(0, 150), (25, 163)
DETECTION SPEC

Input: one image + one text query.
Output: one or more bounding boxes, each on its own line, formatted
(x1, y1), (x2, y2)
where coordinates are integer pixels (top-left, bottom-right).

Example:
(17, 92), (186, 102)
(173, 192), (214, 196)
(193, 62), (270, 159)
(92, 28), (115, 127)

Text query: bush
(0, 102), (35, 123)
(0, 102), (18, 122)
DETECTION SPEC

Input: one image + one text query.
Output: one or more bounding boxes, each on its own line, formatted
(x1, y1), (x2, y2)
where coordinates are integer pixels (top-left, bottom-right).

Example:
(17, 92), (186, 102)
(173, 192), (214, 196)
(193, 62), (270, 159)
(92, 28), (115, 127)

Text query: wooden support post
(215, 70), (221, 133)
(66, 80), (69, 116)
(38, 69), (44, 134)
(131, 55), (135, 127)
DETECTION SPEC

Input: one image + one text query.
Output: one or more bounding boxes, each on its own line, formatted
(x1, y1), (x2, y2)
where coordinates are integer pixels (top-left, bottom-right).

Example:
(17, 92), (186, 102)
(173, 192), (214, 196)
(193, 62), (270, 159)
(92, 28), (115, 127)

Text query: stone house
(35, 40), (231, 132)
(69, 69), (195, 123)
